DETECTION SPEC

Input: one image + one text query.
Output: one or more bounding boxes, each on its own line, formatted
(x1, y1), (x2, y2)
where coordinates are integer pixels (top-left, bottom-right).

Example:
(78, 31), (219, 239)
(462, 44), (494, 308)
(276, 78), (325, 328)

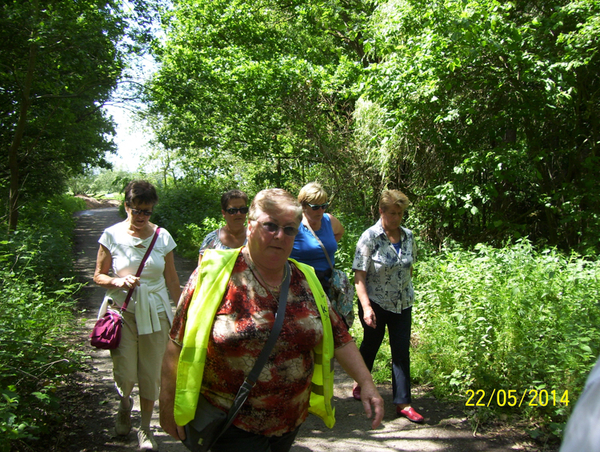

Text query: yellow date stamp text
(465, 389), (569, 407)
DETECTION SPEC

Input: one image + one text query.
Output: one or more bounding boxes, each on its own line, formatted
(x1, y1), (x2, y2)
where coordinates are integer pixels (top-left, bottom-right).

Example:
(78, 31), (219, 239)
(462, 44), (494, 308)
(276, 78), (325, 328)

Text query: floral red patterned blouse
(170, 250), (352, 436)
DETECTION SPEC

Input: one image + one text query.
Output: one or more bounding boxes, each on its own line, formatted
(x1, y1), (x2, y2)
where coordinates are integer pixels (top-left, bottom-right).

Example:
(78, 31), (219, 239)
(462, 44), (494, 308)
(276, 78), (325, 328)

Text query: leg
(111, 311), (138, 435)
(139, 397), (155, 430)
(386, 307), (423, 422)
(353, 301), (388, 400)
(387, 306), (412, 405)
(137, 312), (170, 450)
(357, 301), (387, 371)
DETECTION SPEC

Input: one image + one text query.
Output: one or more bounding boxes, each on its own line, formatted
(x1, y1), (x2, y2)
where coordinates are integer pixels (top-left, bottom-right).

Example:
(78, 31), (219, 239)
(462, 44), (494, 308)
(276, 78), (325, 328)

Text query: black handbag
(181, 263), (291, 452)
(182, 394), (228, 451)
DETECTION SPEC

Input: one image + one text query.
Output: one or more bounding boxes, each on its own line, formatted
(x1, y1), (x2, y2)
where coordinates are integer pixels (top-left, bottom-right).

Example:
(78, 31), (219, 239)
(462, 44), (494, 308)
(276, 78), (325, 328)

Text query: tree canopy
(0, 0), (148, 230)
(145, 0), (600, 253)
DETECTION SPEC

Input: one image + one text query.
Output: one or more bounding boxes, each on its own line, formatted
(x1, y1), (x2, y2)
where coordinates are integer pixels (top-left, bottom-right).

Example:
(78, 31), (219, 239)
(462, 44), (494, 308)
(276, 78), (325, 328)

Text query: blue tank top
(290, 214), (338, 273)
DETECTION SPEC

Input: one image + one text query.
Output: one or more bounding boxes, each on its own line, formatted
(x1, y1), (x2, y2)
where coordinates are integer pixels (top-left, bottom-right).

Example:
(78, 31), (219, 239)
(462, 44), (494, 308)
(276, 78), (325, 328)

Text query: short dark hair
(124, 180), (158, 207)
(221, 190), (249, 210)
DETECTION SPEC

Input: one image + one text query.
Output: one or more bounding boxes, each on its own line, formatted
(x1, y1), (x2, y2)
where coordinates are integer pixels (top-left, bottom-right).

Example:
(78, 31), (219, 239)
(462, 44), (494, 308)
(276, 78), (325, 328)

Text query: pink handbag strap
(120, 227), (161, 312)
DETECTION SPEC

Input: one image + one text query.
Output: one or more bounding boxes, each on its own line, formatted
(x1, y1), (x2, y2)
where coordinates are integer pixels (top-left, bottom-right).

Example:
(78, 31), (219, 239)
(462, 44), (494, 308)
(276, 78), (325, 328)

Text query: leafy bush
(411, 240), (600, 431)
(152, 184), (225, 259)
(0, 195), (87, 285)
(334, 212), (372, 275)
(67, 169), (138, 196)
(0, 195), (87, 450)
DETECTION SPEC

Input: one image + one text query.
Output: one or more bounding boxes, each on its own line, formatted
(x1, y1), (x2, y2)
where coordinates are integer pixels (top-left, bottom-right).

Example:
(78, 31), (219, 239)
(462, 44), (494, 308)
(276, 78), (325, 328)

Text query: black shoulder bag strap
(216, 261), (291, 436)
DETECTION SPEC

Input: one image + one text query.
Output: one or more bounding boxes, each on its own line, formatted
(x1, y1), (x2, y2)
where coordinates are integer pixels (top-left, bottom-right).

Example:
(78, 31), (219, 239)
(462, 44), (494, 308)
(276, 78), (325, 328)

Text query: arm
(164, 251), (181, 304)
(329, 214), (345, 242)
(93, 244), (139, 290)
(160, 340), (187, 440)
(335, 342), (384, 429)
(354, 270), (376, 329)
(411, 234), (416, 278)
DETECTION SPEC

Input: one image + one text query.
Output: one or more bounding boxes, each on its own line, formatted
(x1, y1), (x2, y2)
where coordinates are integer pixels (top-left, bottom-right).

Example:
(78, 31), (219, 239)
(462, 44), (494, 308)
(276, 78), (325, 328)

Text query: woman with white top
(94, 180), (181, 450)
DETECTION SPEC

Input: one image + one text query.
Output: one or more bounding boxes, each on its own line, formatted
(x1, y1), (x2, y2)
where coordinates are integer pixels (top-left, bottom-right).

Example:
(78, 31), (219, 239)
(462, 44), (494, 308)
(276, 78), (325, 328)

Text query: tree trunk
(8, 5), (38, 233)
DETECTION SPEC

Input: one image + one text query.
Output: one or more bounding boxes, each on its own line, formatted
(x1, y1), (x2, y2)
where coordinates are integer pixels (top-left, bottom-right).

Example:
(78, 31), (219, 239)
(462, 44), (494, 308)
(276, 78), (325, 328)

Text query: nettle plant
(411, 239), (600, 426)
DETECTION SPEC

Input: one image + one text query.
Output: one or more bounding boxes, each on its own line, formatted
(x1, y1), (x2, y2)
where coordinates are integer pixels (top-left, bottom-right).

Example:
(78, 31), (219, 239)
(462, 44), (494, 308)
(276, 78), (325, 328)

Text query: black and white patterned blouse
(352, 219), (416, 313)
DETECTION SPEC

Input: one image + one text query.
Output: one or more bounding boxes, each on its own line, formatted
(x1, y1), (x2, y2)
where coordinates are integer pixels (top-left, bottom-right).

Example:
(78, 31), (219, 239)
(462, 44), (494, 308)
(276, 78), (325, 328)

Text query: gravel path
(70, 206), (552, 452)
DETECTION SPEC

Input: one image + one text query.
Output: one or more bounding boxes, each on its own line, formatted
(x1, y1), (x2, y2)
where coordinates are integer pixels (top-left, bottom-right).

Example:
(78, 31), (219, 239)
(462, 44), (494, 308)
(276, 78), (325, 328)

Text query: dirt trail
(69, 205), (551, 452)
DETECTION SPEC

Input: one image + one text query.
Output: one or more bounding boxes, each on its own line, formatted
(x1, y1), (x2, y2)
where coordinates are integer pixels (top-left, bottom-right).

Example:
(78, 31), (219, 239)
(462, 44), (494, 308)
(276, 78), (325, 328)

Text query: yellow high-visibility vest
(174, 248), (336, 428)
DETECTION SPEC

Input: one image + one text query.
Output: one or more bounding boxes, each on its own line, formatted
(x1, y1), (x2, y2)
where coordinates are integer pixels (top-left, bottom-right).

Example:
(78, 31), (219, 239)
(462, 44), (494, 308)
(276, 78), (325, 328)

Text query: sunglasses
(131, 208), (153, 217)
(256, 220), (298, 237)
(225, 207), (249, 215)
(307, 203), (329, 211)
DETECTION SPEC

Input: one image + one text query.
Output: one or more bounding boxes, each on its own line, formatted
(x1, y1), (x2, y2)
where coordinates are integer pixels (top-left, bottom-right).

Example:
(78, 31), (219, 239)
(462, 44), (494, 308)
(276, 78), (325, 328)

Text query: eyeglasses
(225, 207), (249, 215)
(307, 203), (328, 211)
(255, 220), (298, 237)
(131, 208), (152, 217)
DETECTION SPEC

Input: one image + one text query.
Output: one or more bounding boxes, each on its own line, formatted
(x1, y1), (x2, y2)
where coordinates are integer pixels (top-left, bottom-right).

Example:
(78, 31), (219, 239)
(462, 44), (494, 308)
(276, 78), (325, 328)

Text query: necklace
(244, 250), (287, 294)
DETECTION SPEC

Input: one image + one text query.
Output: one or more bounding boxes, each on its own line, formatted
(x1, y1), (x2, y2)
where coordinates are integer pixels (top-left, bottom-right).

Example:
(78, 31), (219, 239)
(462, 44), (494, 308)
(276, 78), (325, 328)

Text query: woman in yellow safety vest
(160, 188), (383, 452)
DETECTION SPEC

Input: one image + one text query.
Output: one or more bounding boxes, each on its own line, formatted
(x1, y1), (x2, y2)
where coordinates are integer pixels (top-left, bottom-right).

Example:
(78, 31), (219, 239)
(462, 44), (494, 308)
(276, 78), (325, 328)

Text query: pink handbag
(90, 309), (124, 349)
(90, 228), (160, 349)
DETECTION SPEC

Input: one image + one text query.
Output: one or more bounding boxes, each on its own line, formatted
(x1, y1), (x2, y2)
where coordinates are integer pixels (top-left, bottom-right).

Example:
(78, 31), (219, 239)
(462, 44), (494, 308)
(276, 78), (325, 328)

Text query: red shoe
(397, 406), (424, 423)
(352, 386), (361, 401)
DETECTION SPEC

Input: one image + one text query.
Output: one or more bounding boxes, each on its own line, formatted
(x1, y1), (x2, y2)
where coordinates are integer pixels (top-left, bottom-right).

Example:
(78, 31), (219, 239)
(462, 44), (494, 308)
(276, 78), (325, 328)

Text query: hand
(362, 306), (377, 329)
(359, 382), (385, 429)
(115, 275), (140, 290)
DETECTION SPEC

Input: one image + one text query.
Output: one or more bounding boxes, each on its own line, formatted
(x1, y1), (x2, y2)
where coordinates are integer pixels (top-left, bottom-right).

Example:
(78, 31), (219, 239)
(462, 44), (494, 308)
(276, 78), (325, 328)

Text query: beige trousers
(110, 310), (170, 401)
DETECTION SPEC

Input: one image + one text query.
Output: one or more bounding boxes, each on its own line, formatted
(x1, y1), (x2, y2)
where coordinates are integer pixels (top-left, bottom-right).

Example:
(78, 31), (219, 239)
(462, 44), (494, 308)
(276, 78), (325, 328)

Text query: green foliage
(0, 195), (87, 449)
(0, 0), (158, 231)
(358, 0), (600, 253)
(152, 184), (227, 259)
(143, 0), (600, 254)
(1, 196), (87, 285)
(0, 275), (85, 450)
(67, 169), (139, 197)
(411, 240), (600, 428)
(334, 211), (372, 274)
(145, 0), (375, 204)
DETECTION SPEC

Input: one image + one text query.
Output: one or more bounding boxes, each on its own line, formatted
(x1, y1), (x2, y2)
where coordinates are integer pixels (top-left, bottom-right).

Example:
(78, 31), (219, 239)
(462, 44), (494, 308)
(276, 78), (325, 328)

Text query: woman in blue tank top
(290, 182), (345, 297)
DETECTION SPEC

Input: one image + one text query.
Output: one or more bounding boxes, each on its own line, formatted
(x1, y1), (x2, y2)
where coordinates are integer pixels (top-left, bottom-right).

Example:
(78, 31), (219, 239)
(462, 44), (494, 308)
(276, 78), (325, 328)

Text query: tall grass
(411, 240), (600, 430)
(337, 214), (598, 435)
(0, 195), (88, 451)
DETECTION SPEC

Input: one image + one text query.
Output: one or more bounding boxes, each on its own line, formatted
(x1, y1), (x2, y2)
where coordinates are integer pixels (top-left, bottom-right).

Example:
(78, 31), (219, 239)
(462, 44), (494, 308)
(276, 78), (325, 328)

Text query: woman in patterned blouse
(351, 189), (424, 423)
(160, 188), (384, 452)
(198, 190), (249, 265)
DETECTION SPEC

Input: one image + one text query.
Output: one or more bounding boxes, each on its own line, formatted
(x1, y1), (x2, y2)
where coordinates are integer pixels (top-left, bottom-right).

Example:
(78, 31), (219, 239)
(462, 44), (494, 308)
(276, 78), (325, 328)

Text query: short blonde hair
(249, 188), (302, 223)
(379, 189), (410, 212)
(298, 182), (328, 206)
